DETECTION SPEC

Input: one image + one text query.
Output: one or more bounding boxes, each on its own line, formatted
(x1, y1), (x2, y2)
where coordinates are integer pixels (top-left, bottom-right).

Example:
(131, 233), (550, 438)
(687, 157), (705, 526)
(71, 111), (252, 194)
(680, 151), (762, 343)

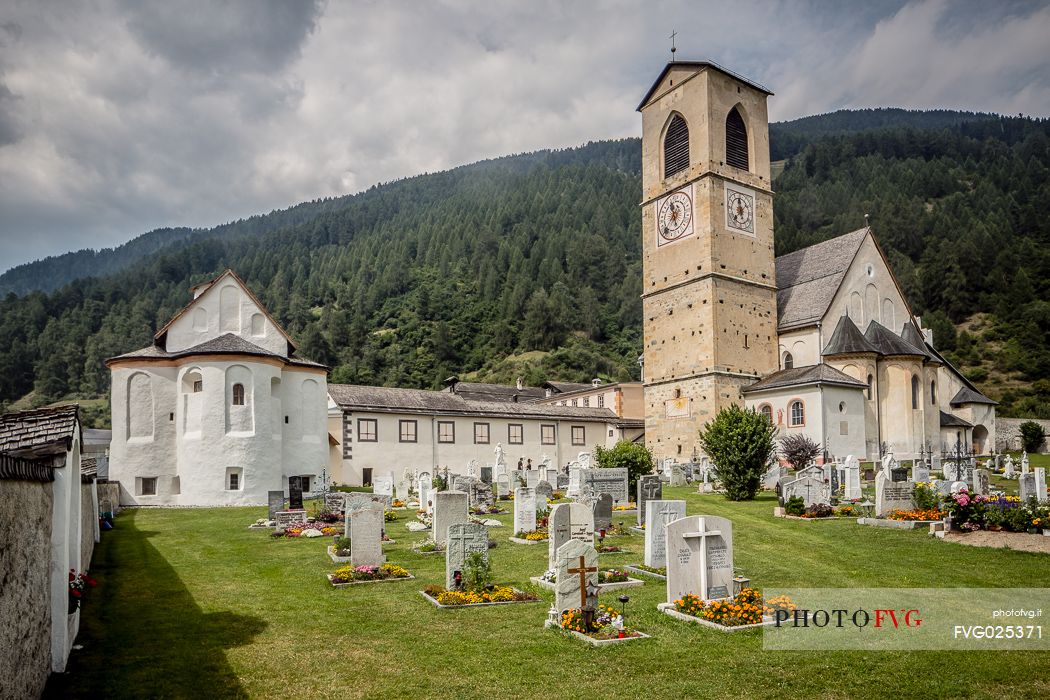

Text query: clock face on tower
(725, 186), (756, 235)
(655, 185), (694, 247)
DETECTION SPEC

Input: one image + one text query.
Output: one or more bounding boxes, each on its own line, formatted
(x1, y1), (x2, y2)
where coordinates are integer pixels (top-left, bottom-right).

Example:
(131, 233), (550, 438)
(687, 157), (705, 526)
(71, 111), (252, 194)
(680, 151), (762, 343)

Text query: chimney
(591, 378), (601, 387)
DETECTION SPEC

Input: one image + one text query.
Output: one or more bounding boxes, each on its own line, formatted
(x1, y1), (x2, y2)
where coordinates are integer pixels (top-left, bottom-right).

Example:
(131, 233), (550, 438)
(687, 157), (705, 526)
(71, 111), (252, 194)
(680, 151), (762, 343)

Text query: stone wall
(80, 482), (96, 570)
(0, 479), (54, 700)
(996, 418), (1050, 452)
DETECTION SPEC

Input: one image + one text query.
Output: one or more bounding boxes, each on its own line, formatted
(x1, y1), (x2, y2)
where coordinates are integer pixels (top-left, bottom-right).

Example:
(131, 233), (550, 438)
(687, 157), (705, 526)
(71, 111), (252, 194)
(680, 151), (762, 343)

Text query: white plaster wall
(280, 369), (327, 490)
(823, 234), (911, 334)
(165, 278), (287, 356)
(777, 328), (819, 368)
(821, 385), (867, 459)
(745, 385), (822, 450)
(877, 359), (930, 459)
(333, 410), (611, 487)
(110, 365), (178, 506)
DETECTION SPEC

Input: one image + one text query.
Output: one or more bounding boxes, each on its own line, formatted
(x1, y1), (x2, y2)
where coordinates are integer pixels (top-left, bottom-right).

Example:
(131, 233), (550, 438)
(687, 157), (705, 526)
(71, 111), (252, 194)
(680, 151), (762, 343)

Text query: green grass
(49, 488), (1050, 699)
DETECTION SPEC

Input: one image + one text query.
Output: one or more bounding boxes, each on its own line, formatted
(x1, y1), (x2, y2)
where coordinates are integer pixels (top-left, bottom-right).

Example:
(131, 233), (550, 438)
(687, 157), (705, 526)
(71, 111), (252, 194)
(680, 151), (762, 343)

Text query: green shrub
(1019, 421), (1047, 453)
(912, 483), (941, 511)
(785, 496), (806, 516)
(461, 552), (493, 592)
(698, 404), (777, 501)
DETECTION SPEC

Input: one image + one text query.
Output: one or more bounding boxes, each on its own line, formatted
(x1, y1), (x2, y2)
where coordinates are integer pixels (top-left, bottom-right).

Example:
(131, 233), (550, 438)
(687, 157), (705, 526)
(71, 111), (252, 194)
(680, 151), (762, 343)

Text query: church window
(399, 420), (417, 443)
(867, 375), (874, 400)
(232, 383), (245, 406)
(571, 426), (586, 446)
(140, 477), (157, 496)
(541, 424), (556, 445)
(474, 422), (490, 445)
(911, 375), (920, 410)
(789, 401), (805, 426)
(838, 402), (846, 413)
(193, 380), (203, 393)
(438, 421), (455, 443)
(783, 352), (794, 370)
(931, 381), (936, 405)
(760, 405), (773, 423)
(725, 107), (749, 170)
(663, 114), (689, 178)
(358, 418), (377, 442)
(597, 395), (604, 408)
(227, 470), (241, 491)
(508, 424), (524, 445)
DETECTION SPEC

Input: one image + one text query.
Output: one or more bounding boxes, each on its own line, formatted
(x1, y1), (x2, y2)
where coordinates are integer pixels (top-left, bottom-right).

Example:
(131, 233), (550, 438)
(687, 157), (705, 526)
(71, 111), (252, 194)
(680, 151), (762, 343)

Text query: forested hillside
(1, 110), (1048, 423)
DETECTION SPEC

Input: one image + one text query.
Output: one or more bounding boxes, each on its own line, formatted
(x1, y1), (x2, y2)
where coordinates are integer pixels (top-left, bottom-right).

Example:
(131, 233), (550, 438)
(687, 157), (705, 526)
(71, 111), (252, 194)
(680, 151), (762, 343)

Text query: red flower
(71, 589), (82, 598)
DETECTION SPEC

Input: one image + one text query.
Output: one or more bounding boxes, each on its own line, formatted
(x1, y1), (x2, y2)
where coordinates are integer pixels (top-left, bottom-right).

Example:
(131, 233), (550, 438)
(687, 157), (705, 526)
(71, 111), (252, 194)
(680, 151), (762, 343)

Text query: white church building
(107, 270), (328, 506)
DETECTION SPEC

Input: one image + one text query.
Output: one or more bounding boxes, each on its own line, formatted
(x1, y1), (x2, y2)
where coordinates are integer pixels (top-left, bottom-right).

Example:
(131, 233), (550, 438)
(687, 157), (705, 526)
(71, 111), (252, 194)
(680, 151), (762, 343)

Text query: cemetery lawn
(49, 489), (1050, 700)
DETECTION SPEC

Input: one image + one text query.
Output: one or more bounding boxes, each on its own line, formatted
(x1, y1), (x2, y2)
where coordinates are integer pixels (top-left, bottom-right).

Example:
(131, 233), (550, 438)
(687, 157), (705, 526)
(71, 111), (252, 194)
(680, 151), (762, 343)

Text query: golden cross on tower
(567, 554), (597, 610)
(669, 30), (677, 61)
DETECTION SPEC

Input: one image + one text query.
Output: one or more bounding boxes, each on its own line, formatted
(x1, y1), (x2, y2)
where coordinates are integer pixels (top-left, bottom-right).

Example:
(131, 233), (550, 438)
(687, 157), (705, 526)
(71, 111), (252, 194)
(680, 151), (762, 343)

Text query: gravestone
(912, 463), (931, 483)
(446, 522), (489, 589)
(525, 470), (540, 489)
(289, 479), (304, 510)
(417, 472), (433, 513)
(782, 476), (830, 508)
(1019, 473), (1036, 502)
(472, 481), (494, 510)
(567, 467), (581, 497)
(557, 474), (570, 490)
(669, 464), (687, 487)
(930, 454), (941, 474)
(267, 490), (285, 520)
(644, 500), (687, 568)
(828, 463), (840, 495)
(944, 460), (966, 483)
(480, 465), (493, 484)
(547, 502), (595, 569)
(373, 474), (394, 497)
(843, 456), (862, 500)
(1034, 468), (1047, 504)
(1022, 452), (1030, 475)
(514, 487), (537, 534)
(577, 452), (593, 469)
(593, 493), (613, 532)
(350, 503), (386, 567)
(274, 510), (307, 528)
(891, 467), (909, 482)
(466, 459), (480, 479)
(535, 480), (554, 503)
(1003, 455), (1016, 479)
(579, 468), (629, 504)
(875, 473), (914, 517)
(433, 490), (469, 546)
(665, 515), (734, 603)
(554, 539), (599, 615)
(972, 469), (990, 496)
(324, 492), (346, 513)
(637, 474), (663, 527)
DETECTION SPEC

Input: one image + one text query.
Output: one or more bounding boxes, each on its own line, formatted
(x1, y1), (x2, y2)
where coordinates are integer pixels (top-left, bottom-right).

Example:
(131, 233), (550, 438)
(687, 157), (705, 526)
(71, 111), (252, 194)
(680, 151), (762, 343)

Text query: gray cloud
(1, 0), (1048, 271)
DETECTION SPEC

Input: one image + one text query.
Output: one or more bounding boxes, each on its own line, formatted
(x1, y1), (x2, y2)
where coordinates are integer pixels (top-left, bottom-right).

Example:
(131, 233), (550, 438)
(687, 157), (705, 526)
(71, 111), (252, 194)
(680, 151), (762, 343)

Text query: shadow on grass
(44, 510), (266, 699)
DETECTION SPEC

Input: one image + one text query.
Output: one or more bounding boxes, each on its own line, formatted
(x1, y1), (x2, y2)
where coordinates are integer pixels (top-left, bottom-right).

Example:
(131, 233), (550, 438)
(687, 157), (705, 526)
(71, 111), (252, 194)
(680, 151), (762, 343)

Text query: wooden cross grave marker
(567, 555), (597, 610)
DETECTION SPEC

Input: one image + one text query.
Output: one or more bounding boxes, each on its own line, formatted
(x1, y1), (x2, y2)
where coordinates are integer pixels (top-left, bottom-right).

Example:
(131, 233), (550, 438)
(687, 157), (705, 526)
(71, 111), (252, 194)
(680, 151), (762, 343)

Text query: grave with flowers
(419, 523), (540, 607)
(326, 503), (415, 586)
(657, 514), (790, 631)
(543, 539), (650, 645)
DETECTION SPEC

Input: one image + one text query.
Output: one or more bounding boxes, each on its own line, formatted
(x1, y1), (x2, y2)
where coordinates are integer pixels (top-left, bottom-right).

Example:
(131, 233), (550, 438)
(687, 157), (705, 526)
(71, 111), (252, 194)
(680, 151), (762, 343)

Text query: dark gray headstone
(289, 479), (304, 510)
(637, 474), (662, 527)
(267, 490), (284, 520)
(593, 493), (613, 531)
(536, 480), (554, 503)
(480, 465), (492, 483)
(891, 467), (908, 482)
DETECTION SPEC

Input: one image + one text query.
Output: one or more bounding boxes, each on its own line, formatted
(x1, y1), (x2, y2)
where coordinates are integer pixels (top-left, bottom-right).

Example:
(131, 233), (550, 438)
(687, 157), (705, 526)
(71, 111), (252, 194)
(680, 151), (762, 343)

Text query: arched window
(725, 107), (749, 170)
(931, 380), (936, 405)
(911, 375), (919, 410)
(232, 383), (245, 406)
(760, 404), (773, 424)
(866, 374), (874, 401)
(789, 401), (805, 426)
(783, 352), (794, 370)
(663, 114), (689, 178)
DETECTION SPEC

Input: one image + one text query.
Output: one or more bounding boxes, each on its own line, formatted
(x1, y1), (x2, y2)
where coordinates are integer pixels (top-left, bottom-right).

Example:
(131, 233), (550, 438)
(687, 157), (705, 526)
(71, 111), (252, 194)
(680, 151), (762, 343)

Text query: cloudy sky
(1, 0), (1048, 271)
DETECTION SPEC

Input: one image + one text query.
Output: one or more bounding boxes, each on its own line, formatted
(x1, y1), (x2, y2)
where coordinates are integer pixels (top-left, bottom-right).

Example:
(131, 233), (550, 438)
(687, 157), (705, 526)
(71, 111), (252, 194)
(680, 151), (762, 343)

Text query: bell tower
(638, 61), (779, 462)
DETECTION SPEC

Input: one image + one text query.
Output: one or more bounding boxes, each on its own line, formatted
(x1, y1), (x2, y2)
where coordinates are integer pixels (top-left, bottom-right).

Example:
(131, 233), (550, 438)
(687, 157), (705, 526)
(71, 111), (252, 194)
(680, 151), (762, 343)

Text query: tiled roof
(543, 381), (595, 395)
(940, 411), (973, 428)
(108, 334), (325, 368)
(637, 60), (772, 112)
(0, 404), (80, 457)
(329, 384), (618, 420)
(449, 381), (547, 403)
(950, 387), (998, 406)
(900, 323), (932, 360)
(741, 364), (867, 394)
(863, 321), (928, 357)
(822, 315), (879, 356)
(775, 228), (868, 330)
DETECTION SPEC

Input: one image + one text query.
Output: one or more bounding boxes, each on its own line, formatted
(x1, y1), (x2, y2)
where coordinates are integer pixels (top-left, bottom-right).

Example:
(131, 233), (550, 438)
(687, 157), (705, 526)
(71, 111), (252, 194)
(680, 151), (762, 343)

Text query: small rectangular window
(508, 423), (523, 445)
(597, 395), (604, 408)
(438, 421), (455, 443)
(571, 425), (586, 446)
(474, 422), (490, 444)
(583, 397), (590, 407)
(358, 418), (377, 442)
(840, 421), (849, 436)
(192, 380), (203, 393)
(140, 477), (157, 496)
(399, 420), (417, 443)
(229, 472), (239, 490)
(541, 424), (556, 445)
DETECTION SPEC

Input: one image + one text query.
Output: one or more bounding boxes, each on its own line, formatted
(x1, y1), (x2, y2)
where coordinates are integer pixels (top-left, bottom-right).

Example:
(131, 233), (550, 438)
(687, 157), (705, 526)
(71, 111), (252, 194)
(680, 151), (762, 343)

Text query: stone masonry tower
(638, 61), (779, 462)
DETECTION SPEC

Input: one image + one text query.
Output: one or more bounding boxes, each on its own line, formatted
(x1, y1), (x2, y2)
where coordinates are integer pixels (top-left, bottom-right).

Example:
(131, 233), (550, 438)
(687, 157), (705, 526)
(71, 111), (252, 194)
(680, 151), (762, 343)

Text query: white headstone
(554, 539), (599, 614)
(1019, 472), (1037, 501)
(466, 459), (480, 478)
(433, 490), (469, 546)
(547, 502), (594, 569)
(525, 469), (540, 489)
(445, 522), (489, 589)
(782, 476), (830, 508)
(665, 515), (734, 603)
(349, 503), (385, 567)
(669, 464), (687, 487)
(843, 455), (861, 500)
(567, 467), (582, 497)
(644, 499), (687, 568)
(514, 487), (537, 534)
(417, 472), (433, 513)
(1022, 452), (1030, 475)
(1035, 467), (1047, 504)
(577, 452), (592, 469)
(373, 474), (394, 497)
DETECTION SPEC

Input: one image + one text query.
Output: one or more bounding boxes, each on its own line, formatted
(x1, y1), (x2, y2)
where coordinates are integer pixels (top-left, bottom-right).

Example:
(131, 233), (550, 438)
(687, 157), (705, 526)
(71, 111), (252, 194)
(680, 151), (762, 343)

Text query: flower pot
(68, 595), (80, 615)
